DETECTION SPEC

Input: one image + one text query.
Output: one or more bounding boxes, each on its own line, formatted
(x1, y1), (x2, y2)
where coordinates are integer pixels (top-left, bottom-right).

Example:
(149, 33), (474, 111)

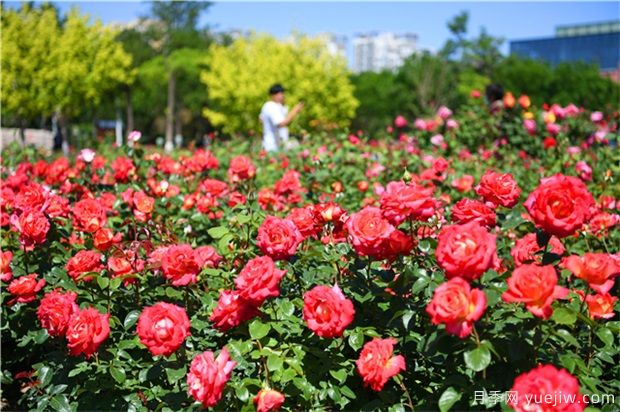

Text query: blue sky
(14, 1), (620, 56)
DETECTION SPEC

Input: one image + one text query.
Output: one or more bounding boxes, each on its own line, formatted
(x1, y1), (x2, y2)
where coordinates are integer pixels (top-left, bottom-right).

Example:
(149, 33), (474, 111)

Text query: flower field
(1, 97), (619, 411)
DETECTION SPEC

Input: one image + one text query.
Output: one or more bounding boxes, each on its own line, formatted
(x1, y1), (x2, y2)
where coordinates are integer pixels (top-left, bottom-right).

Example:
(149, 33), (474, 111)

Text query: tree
(202, 34), (358, 135)
(396, 52), (460, 116)
(50, 9), (134, 150)
(350, 70), (407, 133)
(1, 4), (133, 149)
(1, 4), (61, 138)
(143, 1), (212, 151)
(441, 11), (504, 76)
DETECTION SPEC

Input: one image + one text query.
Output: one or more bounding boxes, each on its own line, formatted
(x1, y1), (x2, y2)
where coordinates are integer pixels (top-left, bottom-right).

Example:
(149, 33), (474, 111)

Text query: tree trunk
(60, 115), (69, 156)
(19, 119), (26, 147)
(175, 105), (182, 137)
(165, 70), (176, 153)
(126, 88), (134, 136)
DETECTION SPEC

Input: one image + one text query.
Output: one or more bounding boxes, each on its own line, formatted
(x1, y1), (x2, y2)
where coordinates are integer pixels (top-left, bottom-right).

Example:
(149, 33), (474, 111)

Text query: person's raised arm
(277, 102), (304, 127)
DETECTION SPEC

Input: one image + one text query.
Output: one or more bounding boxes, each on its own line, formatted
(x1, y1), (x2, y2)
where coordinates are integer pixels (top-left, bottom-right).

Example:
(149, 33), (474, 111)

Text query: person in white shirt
(259, 84), (304, 152)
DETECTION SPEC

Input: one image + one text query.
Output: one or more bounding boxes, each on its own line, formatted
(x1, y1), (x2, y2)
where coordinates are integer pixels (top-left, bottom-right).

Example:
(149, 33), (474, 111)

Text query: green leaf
(109, 277), (122, 290)
(340, 385), (356, 399)
(348, 330), (364, 351)
(439, 387), (461, 412)
(418, 240), (431, 253)
(551, 308), (577, 325)
(236, 213), (251, 225)
(235, 384), (249, 402)
(267, 355), (283, 371)
(38, 365), (53, 387)
(402, 311), (414, 329)
(49, 394), (71, 412)
(277, 300), (295, 318)
(464, 346), (491, 372)
(249, 320), (270, 340)
(110, 365), (126, 384)
(329, 369), (348, 384)
(96, 276), (109, 290)
(165, 287), (184, 299)
(123, 310), (141, 330)
(555, 329), (579, 347)
(596, 328), (614, 347)
(208, 226), (229, 239)
(165, 365), (187, 385)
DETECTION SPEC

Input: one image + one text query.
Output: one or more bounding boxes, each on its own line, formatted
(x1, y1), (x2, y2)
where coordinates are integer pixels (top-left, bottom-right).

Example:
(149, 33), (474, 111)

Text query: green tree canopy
(202, 34), (359, 135)
(1, 4), (133, 124)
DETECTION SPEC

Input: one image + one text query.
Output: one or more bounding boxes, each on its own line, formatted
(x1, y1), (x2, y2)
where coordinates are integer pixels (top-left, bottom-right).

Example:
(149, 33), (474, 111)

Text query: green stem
(395, 375), (414, 411)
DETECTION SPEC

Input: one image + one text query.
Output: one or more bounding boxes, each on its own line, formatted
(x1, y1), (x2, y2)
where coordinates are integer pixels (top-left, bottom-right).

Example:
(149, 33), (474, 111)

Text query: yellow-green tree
(202, 34), (358, 135)
(1, 4), (61, 125)
(50, 9), (134, 118)
(1, 5), (133, 144)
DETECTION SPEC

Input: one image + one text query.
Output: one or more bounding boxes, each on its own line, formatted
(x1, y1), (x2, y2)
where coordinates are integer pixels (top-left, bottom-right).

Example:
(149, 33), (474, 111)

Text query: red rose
(356, 338), (405, 391)
(73, 198), (108, 233)
(13, 182), (47, 212)
(210, 289), (259, 332)
(346, 206), (395, 258)
(584, 293), (617, 320)
(111, 156), (135, 182)
(66, 307), (110, 357)
(315, 202), (346, 224)
(12, 209), (50, 250)
(511, 233), (565, 266)
(303, 284), (355, 338)
(7, 273), (46, 305)
(380, 181), (438, 225)
(227, 191), (247, 207)
(475, 170), (521, 208)
(451, 198), (496, 227)
(132, 191), (154, 222)
(66, 250), (104, 282)
(161, 244), (199, 286)
(46, 194), (70, 218)
(257, 216), (303, 260)
(287, 207), (321, 239)
(426, 277), (487, 338)
(194, 246), (222, 269)
(137, 302), (190, 357)
(227, 155), (256, 183)
(451, 175), (475, 193)
(200, 178), (229, 198)
(37, 289), (78, 337)
(382, 229), (413, 261)
(524, 174), (595, 238)
(1, 250), (13, 282)
(254, 389), (285, 412)
(435, 222), (498, 281)
(234, 256), (286, 305)
(508, 364), (585, 412)
(187, 348), (236, 408)
(93, 228), (121, 251)
(562, 253), (618, 294)
(502, 264), (568, 319)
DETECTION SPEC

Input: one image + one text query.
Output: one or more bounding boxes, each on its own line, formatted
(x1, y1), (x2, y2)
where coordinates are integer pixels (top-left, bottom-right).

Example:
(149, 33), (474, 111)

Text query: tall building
(510, 21), (620, 77)
(317, 33), (347, 59)
(353, 32), (418, 73)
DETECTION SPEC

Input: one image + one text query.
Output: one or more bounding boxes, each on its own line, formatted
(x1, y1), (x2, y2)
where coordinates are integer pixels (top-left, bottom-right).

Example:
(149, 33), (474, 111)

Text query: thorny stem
(395, 375), (414, 411)
(472, 325), (481, 348)
(472, 325), (486, 379)
(255, 340), (270, 387)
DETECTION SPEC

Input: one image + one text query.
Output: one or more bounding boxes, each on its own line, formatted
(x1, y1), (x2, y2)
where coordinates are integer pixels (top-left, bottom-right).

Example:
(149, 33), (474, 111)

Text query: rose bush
(1, 97), (619, 411)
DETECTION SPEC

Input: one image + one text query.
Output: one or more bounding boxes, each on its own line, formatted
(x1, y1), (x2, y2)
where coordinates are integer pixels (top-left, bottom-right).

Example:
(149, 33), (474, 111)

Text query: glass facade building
(510, 31), (620, 71)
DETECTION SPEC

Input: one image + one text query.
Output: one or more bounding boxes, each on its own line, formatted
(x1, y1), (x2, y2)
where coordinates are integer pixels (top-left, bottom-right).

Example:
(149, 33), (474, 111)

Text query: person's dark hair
(485, 84), (504, 103)
(269, 84), (286, 95)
